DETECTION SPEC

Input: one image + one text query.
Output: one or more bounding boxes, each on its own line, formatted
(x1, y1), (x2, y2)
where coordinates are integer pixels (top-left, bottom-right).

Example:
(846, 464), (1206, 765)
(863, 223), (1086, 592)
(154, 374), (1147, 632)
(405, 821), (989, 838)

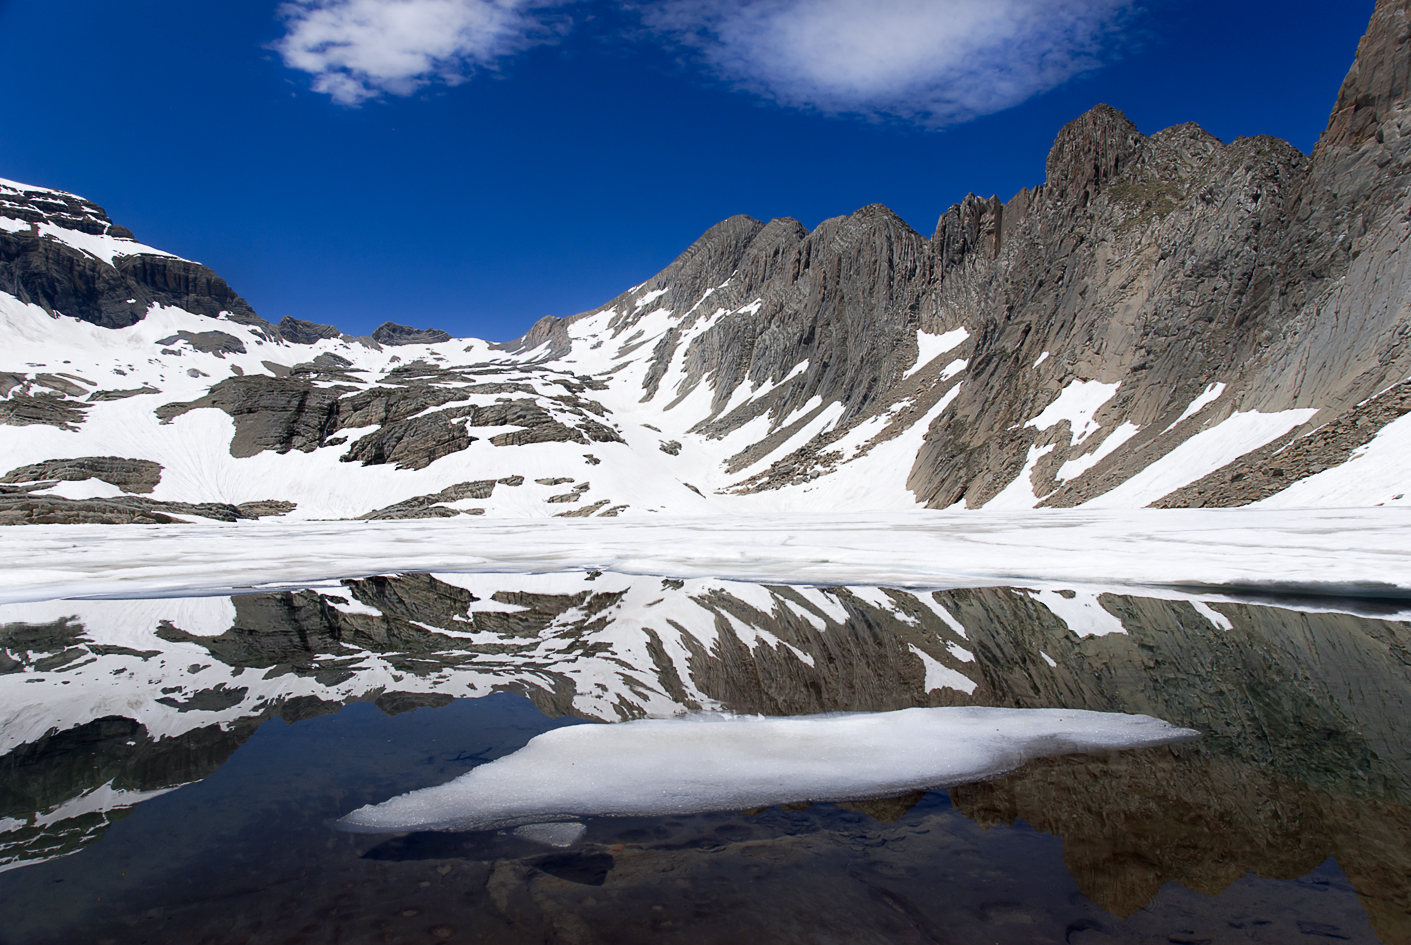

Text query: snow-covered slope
(4, 0), (1411, 520)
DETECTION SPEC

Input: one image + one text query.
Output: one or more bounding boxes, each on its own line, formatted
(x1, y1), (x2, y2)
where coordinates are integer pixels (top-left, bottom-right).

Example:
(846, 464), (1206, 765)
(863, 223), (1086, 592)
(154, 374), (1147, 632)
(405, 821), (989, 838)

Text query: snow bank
(1085, 409), (1317, 509)
(338, 706), (1198, 832)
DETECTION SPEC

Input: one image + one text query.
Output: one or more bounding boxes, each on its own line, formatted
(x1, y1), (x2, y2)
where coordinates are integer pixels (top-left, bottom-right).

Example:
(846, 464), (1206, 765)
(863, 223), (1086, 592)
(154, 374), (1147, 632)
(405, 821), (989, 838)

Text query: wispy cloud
(637, 0), (1135, 127)
(275, 0), (1133, 124)
(274, 0), (574, 105)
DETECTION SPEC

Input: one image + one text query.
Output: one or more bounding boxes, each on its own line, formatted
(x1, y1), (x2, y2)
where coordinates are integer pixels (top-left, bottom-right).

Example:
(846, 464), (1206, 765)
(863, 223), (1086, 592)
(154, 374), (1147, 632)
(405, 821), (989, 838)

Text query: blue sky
(0, 0), (1376, 341)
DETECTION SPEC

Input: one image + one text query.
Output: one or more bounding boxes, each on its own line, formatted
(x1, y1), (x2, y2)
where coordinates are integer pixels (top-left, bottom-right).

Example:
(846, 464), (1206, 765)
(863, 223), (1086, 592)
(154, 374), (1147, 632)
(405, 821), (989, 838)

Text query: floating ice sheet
(5, 508), (1410, 605)
(338, 707), (1199, 833)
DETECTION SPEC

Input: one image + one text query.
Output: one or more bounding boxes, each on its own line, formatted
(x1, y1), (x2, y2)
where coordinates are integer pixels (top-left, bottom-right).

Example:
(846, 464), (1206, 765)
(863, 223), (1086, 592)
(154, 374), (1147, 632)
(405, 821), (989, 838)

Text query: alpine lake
(0, 570), (1406, 945)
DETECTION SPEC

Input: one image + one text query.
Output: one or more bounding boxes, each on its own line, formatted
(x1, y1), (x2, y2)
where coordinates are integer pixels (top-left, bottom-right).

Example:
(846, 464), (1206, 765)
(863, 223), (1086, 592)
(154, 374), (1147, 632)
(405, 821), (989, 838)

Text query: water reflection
(0, 572), (1408, 942)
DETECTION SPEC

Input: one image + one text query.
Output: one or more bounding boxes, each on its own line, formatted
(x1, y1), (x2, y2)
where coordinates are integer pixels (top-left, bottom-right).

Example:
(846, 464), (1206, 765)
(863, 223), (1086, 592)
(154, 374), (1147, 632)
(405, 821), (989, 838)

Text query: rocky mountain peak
(1319, 0), (1411, 159)
(1043, 104), (1147, 210)
(934, 193), (1005, 274)
(0, 179), (133, 240)
(276, 315), (341, 345)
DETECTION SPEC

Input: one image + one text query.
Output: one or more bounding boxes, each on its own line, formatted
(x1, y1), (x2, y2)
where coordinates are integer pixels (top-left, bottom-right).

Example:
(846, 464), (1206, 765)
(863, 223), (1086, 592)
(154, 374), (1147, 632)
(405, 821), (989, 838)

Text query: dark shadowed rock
(340, 410), (476, 470)
(157, 376), (348, 457)
(277, 315), (342, 345)
(372, 322), (452, 346)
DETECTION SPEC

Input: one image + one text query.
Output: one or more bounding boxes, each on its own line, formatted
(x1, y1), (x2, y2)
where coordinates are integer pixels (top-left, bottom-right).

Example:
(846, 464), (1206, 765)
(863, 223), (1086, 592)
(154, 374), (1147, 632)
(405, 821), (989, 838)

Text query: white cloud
(636, 0), (1134, 126)
(275, 0), (574, 105)
(274, 0), (1133, 124)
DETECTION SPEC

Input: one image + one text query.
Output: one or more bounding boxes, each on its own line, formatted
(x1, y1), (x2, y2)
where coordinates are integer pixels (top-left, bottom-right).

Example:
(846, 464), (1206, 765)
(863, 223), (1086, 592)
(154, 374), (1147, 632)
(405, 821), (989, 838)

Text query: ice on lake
(339, 707), (1199, 832)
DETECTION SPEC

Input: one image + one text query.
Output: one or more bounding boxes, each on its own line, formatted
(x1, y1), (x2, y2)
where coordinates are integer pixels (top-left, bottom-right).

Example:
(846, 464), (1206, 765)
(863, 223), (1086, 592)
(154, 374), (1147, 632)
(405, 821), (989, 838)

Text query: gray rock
(276, 316), (341, 345)
(554, 499), (610, 517)
(235, 500), (297, 519)
(358, 480), (496, 519)
(85, 386), (160, 401)
(1, 456), (162, 494)
(371, 322), (452, 346)
(0, 495), (290, 525)
(155, 330), (246, 357)
(339, 411), (476, 470)
(157, 376), (348, 457)
(333, 385), (469, 431)
(0, 392), (88, 430)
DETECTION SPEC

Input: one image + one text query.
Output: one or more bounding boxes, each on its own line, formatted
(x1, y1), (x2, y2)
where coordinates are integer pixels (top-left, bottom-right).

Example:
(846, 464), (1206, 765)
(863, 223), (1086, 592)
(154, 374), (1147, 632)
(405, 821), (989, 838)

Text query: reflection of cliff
(952, 746), (1411, 944)
(935, 587), (1411, 801)
(0, 715), (249, 871)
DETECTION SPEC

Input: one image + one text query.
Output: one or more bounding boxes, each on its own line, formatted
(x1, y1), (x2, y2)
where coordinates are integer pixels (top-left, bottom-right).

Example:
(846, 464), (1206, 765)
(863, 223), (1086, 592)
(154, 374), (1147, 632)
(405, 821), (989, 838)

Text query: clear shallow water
(0, 572), (1407, 943)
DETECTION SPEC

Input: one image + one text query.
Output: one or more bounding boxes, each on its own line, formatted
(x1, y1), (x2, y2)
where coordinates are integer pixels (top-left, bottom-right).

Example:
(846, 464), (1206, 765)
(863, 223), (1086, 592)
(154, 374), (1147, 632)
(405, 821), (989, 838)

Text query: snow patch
(904, 328), (969, 379)
(984, 444), (1055, 510)
(1255, 409), (1411, 510)
(1164, 383), (1227, 432)
(1086, 409), (1318, 509)
(1056, 421), (1141, 482)
(1191, 600), (1233, 631)
(1025, 380), (1120, 445)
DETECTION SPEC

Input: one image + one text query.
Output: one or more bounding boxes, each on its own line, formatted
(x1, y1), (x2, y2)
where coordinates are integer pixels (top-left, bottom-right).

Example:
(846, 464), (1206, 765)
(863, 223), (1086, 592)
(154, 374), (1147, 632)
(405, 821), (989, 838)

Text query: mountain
(2, 0), (1410, 523)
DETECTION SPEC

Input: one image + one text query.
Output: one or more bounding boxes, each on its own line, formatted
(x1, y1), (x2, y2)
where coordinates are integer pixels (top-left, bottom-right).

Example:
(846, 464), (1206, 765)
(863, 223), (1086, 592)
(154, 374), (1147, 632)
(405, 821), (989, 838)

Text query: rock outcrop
(0, 179), (264, 331)
(1, 457), (162, 494)
(372, 321), (453, 346)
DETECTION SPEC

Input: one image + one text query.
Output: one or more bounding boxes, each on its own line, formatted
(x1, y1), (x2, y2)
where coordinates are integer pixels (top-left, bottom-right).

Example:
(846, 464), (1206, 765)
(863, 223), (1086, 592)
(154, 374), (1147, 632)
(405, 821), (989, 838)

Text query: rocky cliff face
(1, 1), (1410, 520)
(0, 178), (264, 332)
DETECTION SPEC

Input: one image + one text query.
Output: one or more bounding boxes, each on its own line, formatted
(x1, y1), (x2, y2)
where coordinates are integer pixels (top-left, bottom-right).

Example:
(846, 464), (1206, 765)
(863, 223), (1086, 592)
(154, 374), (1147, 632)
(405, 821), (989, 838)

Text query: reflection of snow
(0, 573), (991, 753)
(340, 706), (1197, 833)
(32, 781), (179, 829)
(1030, 589), (1126, 638)
(908, 644), (975, 693)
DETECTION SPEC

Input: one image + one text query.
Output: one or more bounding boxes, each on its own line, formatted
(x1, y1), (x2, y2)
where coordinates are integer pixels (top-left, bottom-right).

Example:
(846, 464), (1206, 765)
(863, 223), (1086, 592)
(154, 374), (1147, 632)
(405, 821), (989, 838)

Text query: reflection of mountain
(2, 574), (1410, 938)
(954, 747), (1411, 943)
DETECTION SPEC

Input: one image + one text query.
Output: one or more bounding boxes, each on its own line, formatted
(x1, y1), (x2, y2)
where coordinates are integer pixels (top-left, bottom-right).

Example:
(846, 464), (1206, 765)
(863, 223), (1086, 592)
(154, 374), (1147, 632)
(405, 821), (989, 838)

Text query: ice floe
(338, 706), (1199, 832)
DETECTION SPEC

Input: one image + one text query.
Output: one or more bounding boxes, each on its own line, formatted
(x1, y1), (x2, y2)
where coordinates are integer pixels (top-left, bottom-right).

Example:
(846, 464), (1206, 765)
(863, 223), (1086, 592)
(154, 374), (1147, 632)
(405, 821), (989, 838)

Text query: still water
(0, 571), (1406, 943)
